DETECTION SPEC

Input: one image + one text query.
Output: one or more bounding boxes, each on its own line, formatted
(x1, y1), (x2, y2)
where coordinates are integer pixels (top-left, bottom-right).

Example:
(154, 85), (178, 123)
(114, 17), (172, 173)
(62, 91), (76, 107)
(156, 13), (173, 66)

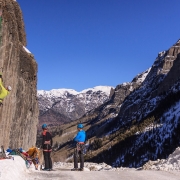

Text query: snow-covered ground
(0, 156), (29, 180)
(1, 151), (180, 180)
(143, 147), (180, 171)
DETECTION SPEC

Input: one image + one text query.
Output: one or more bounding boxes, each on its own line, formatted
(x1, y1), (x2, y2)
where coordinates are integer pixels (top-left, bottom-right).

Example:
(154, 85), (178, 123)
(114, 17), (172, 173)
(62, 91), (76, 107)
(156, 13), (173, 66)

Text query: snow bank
(0, 156), (29, 180)
(143, 147), (180, 171)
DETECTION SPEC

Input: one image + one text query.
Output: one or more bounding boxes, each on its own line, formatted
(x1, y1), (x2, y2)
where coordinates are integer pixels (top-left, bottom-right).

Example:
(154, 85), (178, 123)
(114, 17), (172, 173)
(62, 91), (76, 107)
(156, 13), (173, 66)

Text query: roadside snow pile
(143, 147), (180, 171)
(0, 155), (30, 179)
(53, 162), (131, 171)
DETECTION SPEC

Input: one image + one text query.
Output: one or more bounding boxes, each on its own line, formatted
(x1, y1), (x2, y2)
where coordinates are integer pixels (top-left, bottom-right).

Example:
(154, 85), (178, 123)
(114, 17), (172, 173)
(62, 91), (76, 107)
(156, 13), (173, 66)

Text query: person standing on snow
(41, 124), (53, 171)
(71, 123), (86, 171)
(0, 73), (11, 106)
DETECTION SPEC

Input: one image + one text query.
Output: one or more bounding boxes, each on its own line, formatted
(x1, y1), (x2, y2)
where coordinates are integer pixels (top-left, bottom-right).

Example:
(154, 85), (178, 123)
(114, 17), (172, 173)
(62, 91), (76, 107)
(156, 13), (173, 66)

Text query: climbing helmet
(42, 124), (47, 129)
(77, 123), (83, 129)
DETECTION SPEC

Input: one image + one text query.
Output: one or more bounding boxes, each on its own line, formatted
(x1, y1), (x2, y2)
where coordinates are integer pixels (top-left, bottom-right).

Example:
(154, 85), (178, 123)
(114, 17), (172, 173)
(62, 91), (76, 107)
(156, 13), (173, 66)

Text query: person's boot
(79, 168), (84, 171)
(42, 168), (49, 171)
(71, 168), (78, 171)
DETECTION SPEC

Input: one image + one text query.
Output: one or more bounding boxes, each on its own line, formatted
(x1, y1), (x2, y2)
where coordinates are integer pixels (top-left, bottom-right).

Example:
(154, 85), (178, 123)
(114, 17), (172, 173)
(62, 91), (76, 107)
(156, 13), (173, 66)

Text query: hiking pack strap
(78, 142), (84, 144)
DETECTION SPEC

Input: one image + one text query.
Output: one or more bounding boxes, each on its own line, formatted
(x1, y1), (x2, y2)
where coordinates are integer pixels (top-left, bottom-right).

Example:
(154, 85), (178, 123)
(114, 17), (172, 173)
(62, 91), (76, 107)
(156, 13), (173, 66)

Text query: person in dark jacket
(71, 123), (86, 171)
(41, 124), (53, 171)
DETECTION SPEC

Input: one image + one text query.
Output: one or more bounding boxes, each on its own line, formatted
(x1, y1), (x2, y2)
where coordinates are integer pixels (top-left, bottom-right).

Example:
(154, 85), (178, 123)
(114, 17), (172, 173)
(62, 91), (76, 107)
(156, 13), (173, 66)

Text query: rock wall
(0, 0), (38, 149)
(118, 40), (180, 122)
(158, 44), (180, 94)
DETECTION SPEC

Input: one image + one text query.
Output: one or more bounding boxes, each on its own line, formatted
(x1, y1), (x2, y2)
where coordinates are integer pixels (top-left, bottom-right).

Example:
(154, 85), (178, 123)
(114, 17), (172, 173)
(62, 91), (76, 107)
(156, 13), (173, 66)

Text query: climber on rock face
(0, 73), (12, 106)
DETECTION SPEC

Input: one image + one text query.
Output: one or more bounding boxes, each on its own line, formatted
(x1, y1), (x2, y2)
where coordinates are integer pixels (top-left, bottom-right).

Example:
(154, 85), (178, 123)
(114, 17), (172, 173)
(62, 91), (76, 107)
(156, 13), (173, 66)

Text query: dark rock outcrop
(0, 0), (38, 149)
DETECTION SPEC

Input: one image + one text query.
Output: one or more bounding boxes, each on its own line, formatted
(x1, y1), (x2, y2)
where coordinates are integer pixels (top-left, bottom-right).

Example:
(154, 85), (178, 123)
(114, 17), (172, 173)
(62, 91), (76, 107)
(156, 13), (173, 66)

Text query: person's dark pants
(74, 149), (84, 169)
(43, 151), (52, 169)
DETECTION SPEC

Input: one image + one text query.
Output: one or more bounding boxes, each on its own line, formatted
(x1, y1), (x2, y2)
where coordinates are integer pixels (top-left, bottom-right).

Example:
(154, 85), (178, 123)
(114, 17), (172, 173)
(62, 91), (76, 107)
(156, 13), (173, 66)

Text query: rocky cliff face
(119, 40), (180, 124)
(0, 0), (38, 149)
(157, 41), (180, 94)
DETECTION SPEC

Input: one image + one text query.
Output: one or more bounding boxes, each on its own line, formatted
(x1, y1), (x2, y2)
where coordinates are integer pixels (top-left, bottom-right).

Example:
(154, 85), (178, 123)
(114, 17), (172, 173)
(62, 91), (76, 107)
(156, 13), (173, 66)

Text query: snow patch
(23, 46), (31, 54)
(80, 86), (113, 96)
(0, 156), (29, 179)
(143, 147), (180, 171)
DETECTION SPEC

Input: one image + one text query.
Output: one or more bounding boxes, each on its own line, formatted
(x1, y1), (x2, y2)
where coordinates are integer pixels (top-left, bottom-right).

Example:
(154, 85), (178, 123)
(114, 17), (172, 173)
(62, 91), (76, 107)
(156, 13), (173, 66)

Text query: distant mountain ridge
(38, 86), (113, 100)
(37, 86), (114, 127)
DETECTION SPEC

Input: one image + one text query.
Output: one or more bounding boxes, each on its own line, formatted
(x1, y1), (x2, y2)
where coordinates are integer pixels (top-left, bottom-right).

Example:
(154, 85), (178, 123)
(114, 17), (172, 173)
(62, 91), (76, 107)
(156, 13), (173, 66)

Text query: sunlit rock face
(119, 40), (180, 123)
(0, 0), (38, 150)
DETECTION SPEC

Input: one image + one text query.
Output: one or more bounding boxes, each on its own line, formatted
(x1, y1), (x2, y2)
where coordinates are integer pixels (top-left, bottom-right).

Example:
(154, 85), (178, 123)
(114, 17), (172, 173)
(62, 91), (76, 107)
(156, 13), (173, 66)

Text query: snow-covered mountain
(50, 39), (180, 169)
(85, 68), (151, 121)
(37, 86), (114, 126)
(86, 39), (180, 167)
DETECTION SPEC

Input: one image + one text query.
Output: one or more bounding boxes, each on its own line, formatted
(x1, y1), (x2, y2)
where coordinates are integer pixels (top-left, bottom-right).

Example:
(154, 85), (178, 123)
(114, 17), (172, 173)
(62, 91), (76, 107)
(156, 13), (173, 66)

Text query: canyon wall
(0, 0), (38, 149)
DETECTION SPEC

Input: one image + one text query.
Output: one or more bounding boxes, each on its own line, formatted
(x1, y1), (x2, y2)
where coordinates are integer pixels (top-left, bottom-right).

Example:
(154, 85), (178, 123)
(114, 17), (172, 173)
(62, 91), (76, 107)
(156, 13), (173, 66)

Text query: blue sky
(17, 0), (180, 91)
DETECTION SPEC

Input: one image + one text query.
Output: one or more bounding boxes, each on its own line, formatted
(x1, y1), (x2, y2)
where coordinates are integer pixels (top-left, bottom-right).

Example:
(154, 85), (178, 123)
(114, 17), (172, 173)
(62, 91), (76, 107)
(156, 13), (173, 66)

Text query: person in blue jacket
(71, 123), (86, 171)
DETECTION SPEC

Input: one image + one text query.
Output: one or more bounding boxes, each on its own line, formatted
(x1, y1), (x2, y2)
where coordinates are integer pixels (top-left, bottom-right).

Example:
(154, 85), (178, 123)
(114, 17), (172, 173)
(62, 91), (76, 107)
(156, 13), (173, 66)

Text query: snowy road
(1, 156), (180, 180)
(27, 169), (180, 180)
